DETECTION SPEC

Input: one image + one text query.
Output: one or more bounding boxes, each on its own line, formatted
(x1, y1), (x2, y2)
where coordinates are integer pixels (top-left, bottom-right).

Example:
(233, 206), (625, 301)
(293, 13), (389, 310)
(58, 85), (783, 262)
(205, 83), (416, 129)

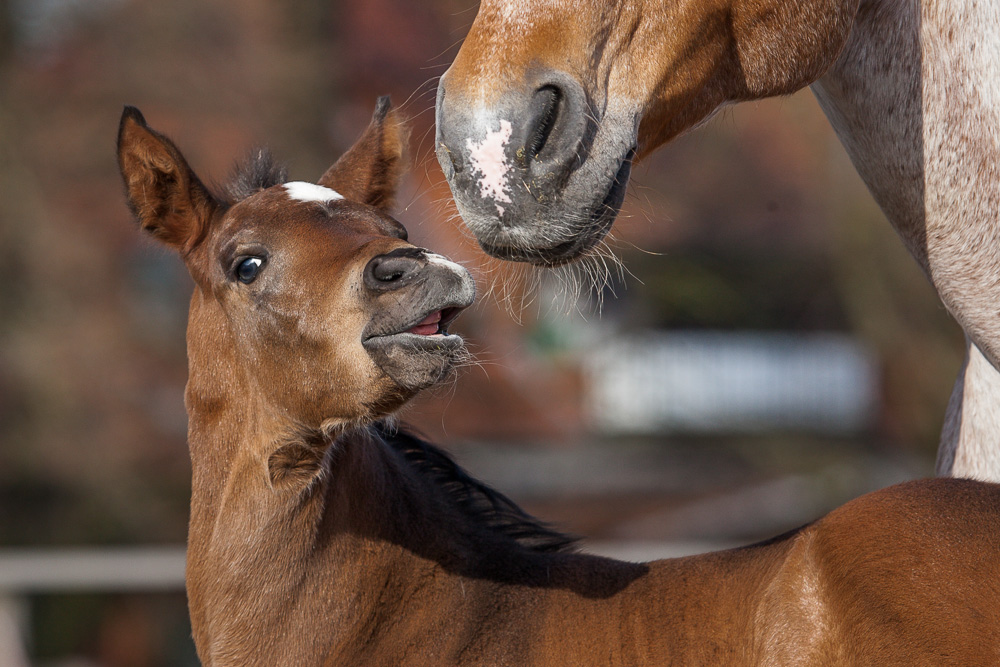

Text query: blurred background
(0, 0), (964, 664)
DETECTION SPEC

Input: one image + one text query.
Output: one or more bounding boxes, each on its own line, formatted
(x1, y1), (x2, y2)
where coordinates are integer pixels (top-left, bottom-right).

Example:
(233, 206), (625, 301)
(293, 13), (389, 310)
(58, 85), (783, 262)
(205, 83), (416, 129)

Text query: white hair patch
(466, 120), (513, 215)
(284, 181), (344, 204)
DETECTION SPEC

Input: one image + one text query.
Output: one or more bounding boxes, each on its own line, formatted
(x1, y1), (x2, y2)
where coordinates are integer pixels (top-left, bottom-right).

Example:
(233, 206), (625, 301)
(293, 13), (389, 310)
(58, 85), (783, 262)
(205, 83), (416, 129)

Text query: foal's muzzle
(361, 246), (476, 391)
(362, 246), (475, 339)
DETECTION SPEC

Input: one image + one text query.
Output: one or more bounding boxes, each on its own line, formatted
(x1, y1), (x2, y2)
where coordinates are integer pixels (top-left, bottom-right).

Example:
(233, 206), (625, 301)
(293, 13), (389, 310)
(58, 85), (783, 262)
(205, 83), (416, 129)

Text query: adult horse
(434, 0), (1000, 479)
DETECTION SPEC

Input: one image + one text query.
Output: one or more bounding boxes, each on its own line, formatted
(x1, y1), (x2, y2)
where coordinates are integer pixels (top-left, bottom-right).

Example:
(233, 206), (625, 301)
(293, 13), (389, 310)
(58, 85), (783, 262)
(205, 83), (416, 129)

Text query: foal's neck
(183, 354), (521, 663)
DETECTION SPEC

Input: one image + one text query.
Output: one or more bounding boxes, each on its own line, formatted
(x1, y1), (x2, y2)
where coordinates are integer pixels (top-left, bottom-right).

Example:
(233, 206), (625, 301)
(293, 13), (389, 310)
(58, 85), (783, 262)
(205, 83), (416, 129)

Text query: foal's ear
(318, 96), (407, 211)
(117, 106), (220, 251)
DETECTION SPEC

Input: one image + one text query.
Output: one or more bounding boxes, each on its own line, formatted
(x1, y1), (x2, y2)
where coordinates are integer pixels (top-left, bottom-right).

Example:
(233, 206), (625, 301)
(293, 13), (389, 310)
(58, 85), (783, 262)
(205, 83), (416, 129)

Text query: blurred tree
(0, 0), (11, 63)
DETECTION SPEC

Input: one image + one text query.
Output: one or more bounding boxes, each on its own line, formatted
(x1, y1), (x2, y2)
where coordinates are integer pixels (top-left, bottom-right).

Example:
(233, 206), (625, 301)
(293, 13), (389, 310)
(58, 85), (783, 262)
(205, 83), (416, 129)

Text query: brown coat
(118, 102), (1000, 666)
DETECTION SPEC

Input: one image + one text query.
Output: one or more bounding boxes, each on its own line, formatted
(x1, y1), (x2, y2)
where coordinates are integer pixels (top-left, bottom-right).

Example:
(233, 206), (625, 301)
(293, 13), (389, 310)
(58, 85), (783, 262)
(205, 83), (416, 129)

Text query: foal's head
(117, 100), (474, 428)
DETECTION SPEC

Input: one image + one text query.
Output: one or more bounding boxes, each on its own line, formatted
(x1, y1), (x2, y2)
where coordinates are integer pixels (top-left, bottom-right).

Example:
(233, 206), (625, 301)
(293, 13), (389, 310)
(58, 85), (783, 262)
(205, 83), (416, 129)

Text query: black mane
(226, 148), (288, 202)
(373, 423), (578, 554)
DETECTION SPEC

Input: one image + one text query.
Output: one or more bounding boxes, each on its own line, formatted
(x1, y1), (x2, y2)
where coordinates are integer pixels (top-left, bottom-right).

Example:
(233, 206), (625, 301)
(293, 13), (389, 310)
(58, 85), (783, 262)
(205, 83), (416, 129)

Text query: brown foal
(119, 102), (1000, 666)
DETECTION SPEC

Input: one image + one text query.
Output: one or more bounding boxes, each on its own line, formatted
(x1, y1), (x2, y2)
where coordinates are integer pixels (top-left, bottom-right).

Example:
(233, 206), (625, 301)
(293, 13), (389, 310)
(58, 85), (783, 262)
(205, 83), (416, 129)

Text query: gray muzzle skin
(362, 247), (476, 391)
(436, 67), (635, 267)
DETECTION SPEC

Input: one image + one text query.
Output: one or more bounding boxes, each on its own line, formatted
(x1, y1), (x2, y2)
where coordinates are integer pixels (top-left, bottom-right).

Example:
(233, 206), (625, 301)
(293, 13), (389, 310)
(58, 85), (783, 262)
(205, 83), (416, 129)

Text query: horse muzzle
(361, 247), (475, 391)
(436, 67), (635, 267)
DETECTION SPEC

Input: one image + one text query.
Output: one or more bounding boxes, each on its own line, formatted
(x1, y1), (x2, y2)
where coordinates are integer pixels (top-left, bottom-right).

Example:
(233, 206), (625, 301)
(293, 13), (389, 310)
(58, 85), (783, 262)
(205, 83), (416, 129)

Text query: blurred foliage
(622, 250), (849, 332)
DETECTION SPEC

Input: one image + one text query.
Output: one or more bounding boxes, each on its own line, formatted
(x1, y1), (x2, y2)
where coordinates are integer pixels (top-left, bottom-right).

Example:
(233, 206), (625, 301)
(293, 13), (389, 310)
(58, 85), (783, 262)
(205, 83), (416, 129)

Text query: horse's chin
(363, 332), (466, 392)
(476, 217), (611, 268)
(464, 148), (632, 268)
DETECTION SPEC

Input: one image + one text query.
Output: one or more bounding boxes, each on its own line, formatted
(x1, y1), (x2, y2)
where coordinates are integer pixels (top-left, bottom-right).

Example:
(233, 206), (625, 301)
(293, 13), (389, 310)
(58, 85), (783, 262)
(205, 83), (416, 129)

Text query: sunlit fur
(118, 103), (1000, 665)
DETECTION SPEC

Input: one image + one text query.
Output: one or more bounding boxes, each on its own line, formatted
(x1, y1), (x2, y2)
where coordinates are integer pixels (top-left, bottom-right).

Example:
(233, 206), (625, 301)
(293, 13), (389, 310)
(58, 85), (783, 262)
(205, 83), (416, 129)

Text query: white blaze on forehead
(466, 120), (513, 215)
(283, 181), (344, 203)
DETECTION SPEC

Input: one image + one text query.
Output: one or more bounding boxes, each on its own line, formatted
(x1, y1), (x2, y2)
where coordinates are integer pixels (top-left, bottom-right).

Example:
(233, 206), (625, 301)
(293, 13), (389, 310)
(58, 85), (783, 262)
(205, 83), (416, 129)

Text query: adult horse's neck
(811, 0), (923, 262)
(812, 0), (1000, 479)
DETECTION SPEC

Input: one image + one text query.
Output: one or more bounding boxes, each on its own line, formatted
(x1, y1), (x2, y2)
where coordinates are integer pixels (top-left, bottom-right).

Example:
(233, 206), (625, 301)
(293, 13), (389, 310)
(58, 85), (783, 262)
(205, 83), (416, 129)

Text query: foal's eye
(236, 257), (265, 284)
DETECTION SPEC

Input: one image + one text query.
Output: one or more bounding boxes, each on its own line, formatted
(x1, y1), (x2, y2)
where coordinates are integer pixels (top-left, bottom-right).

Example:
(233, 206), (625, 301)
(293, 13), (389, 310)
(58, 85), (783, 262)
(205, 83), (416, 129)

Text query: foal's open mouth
(360, 250), (475, 391)
(363, 304), (467, 350)
(362, 288), (473, 391)
(400, 306), (465, 338)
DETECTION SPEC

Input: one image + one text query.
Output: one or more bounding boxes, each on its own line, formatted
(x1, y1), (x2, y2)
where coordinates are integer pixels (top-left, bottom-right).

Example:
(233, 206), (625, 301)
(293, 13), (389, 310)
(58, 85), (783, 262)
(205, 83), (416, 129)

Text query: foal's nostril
(364, 249), (425, 292)
(374, 257), (410, 281)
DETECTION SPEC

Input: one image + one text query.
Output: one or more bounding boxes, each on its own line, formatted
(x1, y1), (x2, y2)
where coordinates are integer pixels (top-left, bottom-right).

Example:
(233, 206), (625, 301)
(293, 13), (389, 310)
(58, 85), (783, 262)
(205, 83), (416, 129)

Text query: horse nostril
(518, 73), (588, 185)
(525, 85), (562, 162)
(435, 70), (590, 224)
(364, 249), (425, 292)
(371, 257), (410, 282)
